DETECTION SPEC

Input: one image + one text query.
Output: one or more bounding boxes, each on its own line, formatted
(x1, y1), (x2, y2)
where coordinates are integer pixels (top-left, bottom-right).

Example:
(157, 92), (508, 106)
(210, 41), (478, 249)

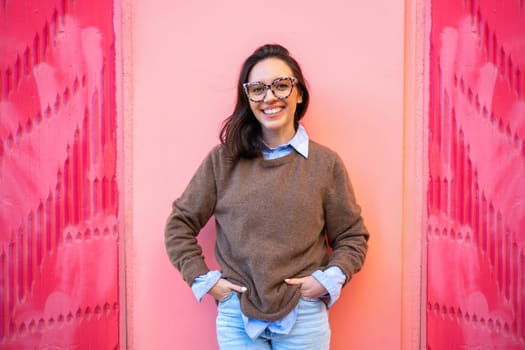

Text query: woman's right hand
(208, 278), (247, 301)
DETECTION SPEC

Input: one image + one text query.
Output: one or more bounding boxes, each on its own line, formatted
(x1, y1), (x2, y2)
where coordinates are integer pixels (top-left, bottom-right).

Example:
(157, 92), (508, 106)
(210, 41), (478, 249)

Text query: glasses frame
(243, 76), (298, 102)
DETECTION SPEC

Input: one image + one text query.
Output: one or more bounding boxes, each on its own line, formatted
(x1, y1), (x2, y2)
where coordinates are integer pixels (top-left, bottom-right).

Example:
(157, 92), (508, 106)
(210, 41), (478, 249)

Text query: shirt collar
(261, 124), (309, 159)
(289, 124), (309, 159)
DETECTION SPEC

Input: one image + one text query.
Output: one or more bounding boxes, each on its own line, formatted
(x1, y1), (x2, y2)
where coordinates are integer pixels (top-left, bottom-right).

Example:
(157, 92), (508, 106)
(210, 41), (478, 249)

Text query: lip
(261, 105), (285, 116)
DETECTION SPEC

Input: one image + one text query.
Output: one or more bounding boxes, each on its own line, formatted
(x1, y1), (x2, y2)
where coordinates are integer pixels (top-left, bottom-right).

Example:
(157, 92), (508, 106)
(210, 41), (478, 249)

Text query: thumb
(284, 277), (304, 285)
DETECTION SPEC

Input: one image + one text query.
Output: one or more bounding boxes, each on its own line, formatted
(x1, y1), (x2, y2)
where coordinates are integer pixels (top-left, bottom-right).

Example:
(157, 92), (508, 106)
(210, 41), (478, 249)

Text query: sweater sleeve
(323, 154), (369, 283)
(164, 148), (218, 286)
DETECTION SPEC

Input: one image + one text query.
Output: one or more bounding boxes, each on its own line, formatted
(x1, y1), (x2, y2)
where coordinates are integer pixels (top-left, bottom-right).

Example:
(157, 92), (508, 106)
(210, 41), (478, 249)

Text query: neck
(262, 128), (295, 148)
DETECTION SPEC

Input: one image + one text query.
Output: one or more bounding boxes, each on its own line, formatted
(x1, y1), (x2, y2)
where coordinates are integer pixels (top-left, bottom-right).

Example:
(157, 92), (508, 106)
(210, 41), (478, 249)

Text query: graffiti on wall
(0, 0), (119, 349)
(427, 0), (524, 349)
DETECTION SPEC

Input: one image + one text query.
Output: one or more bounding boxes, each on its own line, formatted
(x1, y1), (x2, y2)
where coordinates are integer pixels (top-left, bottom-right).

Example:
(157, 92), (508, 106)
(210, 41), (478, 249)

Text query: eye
(274, 78), (292, 91)
(249, 85), (265, 94)
(275, 83), (290, 91)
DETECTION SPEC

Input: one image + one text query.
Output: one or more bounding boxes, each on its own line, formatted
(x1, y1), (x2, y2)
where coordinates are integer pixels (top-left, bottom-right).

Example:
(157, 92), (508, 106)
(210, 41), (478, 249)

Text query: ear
(297, 89), (303, 104)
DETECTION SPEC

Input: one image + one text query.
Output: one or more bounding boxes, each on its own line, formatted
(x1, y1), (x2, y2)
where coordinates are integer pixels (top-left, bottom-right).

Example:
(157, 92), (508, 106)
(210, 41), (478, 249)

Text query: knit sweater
(165, 141), (369, 321)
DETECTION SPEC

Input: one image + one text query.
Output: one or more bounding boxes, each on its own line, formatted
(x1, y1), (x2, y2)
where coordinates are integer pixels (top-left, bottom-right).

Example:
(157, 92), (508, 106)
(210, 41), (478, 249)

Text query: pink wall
(129, 1), (405, 349)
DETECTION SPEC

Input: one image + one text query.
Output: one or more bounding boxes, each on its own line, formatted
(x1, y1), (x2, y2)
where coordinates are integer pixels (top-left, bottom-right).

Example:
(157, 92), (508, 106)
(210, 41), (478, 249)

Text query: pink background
(129, 0), (404, 349)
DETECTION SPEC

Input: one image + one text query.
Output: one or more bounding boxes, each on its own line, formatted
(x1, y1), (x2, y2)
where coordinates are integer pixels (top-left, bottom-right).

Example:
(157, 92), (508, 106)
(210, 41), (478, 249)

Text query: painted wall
(426, 0), (525, 348)
(129, 1), (404, 349)
(0, 0), (120, 349)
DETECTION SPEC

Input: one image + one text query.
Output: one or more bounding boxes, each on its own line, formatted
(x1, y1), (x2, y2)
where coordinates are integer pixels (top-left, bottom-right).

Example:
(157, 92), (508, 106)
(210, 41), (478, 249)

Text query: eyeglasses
(243, 77), (298, 102)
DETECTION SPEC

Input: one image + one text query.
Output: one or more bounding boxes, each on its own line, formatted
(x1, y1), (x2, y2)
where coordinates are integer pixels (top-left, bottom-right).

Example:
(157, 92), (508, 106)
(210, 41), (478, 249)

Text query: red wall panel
(427, 0), (524, 349)
(0, 1), (119, 349)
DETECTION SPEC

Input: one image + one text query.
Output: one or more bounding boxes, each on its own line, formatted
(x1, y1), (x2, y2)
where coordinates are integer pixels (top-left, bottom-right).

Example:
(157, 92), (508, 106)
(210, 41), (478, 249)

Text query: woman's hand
(284, 276), (327, 299)
(208, 278), (247, 301)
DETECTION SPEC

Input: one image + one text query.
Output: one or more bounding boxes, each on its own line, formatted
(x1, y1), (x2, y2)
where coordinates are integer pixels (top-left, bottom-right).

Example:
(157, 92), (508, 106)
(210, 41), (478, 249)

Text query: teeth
(263, 107), (282, 115)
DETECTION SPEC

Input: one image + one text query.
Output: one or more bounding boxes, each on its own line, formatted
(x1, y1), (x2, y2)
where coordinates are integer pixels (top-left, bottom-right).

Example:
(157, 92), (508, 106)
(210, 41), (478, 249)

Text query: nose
(263, 87), (277, 102)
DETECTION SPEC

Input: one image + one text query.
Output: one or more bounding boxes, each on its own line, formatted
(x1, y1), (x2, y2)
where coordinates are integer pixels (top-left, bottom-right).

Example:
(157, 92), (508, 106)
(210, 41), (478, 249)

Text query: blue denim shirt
(191, 125), (346, 339)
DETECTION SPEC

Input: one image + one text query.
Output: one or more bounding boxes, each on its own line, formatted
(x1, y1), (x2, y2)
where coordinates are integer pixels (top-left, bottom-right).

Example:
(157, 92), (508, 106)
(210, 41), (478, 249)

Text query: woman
(165, 43), (369, 349)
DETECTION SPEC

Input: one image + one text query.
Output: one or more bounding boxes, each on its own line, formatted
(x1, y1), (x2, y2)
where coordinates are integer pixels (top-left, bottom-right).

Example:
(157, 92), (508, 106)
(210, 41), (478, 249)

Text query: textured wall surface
(427, 0), (525, 348)
(0, 1), (119, 349)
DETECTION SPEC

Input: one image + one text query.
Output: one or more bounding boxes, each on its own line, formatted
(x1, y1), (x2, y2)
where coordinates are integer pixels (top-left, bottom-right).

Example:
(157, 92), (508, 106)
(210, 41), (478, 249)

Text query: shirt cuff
(312, 266), (346, 307)
(191, 270), (222, 302)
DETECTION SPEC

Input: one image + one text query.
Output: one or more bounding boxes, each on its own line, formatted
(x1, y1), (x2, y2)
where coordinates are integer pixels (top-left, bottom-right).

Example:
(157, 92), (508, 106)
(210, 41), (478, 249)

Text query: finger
(284, 278), (303, 285)
(300, 277), (328, 298)
(225, 281), (248, 293)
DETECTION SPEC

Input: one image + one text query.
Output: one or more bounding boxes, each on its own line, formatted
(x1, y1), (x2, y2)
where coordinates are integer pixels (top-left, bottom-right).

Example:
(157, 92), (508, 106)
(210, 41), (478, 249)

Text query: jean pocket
(217, 291), (236, 305)
(300, 295), (321, 302)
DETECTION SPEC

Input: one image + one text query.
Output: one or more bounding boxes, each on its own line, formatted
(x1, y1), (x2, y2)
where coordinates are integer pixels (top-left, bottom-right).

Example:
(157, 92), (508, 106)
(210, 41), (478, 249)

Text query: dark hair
(219, 44), (310, 160)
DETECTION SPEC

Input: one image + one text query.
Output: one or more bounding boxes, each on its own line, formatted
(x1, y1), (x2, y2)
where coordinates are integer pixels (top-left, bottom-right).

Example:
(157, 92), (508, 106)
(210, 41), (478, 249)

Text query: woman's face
(246, 57), (303, 146)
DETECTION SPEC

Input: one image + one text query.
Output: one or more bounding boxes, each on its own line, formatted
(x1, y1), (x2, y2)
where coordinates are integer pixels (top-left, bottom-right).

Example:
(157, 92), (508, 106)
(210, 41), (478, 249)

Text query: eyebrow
(246, 76), (293, 84)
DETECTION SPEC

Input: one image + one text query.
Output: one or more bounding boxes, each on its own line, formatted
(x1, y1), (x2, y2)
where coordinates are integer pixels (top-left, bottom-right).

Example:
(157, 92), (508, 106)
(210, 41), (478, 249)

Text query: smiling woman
(164, 43), (369, 350)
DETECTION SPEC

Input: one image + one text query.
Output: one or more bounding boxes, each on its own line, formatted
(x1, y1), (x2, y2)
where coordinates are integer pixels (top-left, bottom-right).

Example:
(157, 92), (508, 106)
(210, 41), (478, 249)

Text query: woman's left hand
(284, 276), (327, 299)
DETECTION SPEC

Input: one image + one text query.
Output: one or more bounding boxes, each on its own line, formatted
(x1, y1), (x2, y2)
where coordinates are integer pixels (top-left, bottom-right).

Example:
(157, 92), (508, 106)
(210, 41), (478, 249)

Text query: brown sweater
(165, 141), (369, 321)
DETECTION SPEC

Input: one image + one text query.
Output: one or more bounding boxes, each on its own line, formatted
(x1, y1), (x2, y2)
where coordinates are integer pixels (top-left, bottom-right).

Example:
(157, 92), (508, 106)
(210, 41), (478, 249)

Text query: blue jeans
(216, 292), (331, 350)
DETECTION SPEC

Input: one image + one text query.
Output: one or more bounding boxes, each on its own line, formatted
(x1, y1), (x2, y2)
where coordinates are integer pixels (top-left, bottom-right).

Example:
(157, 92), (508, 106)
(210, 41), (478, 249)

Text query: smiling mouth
(263, 107), (283, 115)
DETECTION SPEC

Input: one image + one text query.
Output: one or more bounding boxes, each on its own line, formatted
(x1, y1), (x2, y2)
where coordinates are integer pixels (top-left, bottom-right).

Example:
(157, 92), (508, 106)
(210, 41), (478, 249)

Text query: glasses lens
(247, 83), (267, 101)
(271, 78), (293, 98)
